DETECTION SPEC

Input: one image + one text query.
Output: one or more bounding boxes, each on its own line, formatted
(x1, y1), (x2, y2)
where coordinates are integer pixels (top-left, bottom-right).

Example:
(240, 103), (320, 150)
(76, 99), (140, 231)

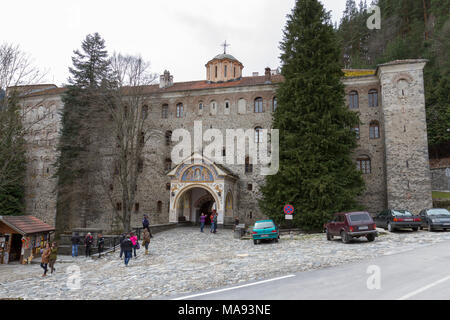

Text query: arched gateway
(168, 153), (238, 226)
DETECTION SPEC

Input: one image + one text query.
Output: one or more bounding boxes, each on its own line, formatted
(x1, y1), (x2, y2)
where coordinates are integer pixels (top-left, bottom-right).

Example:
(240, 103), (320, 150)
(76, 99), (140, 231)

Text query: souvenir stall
(0, 216), (55, 264)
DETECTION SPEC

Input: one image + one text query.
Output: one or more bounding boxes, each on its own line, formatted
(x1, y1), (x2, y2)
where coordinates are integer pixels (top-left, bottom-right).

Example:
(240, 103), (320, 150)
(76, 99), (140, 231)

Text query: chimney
(159, 70), (174, 89)
(264, 67), (272, 84)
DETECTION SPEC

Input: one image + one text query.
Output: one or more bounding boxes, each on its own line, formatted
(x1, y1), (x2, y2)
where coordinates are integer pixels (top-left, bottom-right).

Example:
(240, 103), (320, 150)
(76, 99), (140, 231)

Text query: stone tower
(378, 59), (433, 213)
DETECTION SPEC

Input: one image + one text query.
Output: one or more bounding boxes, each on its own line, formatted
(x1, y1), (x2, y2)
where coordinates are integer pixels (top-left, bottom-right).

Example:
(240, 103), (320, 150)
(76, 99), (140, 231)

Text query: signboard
(284, 204), (294, 220)
(284, 205), (294, 215)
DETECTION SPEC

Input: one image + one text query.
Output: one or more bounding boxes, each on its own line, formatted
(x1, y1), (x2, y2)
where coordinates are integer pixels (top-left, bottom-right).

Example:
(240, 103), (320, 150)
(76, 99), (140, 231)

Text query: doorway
(9, 234), (22, 262)
(199, 200), (215, 225)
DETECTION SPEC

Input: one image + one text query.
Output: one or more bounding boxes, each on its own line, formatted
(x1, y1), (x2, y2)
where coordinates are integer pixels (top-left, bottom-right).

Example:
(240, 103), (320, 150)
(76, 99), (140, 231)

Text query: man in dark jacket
(71, 233), (80, 257)
(84, 233), (93, 258)
(121, 234), (133, 266)
(142, 215), (153, 238)
(97, 234), (105, 258)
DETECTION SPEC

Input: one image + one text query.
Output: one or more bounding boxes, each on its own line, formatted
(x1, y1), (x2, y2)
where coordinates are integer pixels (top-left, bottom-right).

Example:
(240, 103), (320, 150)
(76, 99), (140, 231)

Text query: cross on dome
(221, 40), (230, 54)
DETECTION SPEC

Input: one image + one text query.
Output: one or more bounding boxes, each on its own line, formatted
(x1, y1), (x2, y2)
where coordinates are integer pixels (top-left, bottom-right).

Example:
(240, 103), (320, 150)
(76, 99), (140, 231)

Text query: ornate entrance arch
(167, 153), (238, 225)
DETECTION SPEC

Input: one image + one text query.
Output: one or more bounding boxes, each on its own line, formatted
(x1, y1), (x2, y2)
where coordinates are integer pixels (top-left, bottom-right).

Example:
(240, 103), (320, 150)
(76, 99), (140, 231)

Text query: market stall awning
(0, 216), (55, 235)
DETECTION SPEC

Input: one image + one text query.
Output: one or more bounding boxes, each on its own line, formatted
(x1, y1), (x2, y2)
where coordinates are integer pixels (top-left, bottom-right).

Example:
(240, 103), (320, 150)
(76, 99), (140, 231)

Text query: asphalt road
(172, 240), (450, 300)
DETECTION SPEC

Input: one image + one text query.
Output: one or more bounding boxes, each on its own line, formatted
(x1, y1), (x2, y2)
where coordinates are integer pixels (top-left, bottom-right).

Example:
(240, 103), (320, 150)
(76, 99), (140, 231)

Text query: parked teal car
(252, 220), (280, 245)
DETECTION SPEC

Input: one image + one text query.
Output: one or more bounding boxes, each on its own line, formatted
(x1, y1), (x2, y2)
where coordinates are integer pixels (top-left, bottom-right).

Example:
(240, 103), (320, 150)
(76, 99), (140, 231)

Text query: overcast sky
(1, 0), (347, 86)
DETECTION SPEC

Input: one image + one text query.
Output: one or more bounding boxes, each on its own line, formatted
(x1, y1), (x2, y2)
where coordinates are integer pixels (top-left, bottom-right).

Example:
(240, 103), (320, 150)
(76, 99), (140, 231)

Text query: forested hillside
(337, 0), (450, 158)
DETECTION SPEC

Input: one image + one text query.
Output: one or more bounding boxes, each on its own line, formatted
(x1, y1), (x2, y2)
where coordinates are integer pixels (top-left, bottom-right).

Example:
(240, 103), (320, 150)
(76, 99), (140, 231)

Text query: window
(255, 127), (263, 143)
(138, 159), (144, 173)
(234, 67), (236, 78)
(142, 105), (149, 119)
(116, 202), (122, 211)
(157, 201), (162, 213)
(165, 158), (172, 171)
(369, 121), (380, 139)
(215, 66), (218, 78)
(245, 157), (253, 173)
(349, 91), (359, 109)
(224, 65), (227, 77)
(162, 104), (168, 119)
(272, 97), (277, 112)
(368, 90), (378, 107)
(254, 97), (263, 113)
(140, 131), (145, 145)
(247, 183), (253, 191)
(135, 203), (140, 212)
(351, 125), (360, 139)
(165, 131), (172, 146)
(357, 156), (371, 174)
(225, 102), (230, 109)
(199, 103), (203, 110)
(176, 103), (183, 118)
(222, 148), (226, 157)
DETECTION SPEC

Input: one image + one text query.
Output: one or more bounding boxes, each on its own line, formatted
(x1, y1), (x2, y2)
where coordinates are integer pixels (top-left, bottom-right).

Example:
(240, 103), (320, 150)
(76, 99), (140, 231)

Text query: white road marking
(172, 275), (296, 300)
(397, 275), (450, 300)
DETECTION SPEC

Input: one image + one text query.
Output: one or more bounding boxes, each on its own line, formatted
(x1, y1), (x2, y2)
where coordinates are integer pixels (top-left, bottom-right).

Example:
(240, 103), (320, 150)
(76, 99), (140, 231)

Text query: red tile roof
(0, 216), (55, 235)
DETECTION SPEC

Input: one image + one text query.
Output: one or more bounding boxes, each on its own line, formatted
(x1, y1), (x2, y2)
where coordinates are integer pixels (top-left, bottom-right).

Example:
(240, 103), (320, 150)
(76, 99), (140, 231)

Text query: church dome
(205, 47), (244, 83)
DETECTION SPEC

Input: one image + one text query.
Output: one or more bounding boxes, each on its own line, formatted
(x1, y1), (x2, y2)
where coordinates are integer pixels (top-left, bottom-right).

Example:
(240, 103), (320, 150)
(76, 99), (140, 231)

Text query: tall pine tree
(54, 33), (111, 234)
(259, 0), (365, 231)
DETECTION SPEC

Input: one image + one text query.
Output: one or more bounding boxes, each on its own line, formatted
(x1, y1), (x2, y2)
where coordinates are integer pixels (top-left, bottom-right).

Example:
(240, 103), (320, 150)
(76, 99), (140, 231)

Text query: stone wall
(431, 168), (450, 191)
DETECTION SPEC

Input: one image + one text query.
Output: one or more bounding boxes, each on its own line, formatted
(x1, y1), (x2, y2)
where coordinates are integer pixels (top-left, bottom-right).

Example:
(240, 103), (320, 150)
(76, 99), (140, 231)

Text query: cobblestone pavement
(1, 227), (450, 300)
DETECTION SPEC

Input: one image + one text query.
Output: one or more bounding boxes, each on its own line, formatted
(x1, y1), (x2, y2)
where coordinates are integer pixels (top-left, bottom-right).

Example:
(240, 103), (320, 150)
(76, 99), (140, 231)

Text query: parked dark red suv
(324, 211), (378, 243)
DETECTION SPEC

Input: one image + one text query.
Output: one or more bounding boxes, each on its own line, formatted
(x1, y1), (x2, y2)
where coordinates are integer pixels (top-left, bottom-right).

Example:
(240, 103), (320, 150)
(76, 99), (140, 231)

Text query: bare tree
(0, 42), (48, 195)
(99, 53), (160, 232)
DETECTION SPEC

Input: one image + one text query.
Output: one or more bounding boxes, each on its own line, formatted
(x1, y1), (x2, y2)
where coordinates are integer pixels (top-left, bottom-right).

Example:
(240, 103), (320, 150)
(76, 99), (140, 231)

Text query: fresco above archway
(181, 166), (214, 182)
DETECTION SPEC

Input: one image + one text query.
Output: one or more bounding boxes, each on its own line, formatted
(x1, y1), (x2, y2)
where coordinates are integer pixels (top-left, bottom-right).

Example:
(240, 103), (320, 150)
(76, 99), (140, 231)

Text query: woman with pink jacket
(130, 232), (138, 258)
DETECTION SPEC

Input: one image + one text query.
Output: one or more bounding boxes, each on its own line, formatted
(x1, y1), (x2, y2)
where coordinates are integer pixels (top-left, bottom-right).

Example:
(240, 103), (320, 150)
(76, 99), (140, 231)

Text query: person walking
(210, 211), (215, 233)
(121, 234), (133, 266)
(97, 233), (105, 258)
(200, 213), (206, 232)
(119, 233), (126, 259)
(142, 215), (153, 238)
(40, 243), (51, 277)
(142, 229), (151, 255)
(84, 232), (93, 258)
(213, 210), (218, 233)
(49, 242), (58, 274)
(130, 232), (138, 258)
(71, 232), (80, 257)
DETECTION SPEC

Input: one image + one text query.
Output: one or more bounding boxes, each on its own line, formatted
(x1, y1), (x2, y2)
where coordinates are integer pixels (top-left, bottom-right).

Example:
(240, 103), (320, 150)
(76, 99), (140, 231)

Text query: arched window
(369, 121), (380, 139)
(165, 131), (172, 146)
(176, 103), (183, 118)
(349, 91), (359, 109)
(199, 103), (203, 111)
(368, 89), (378, 107)
(357, 156), (371, 174)
(215, 66), (218, 78)
(245, 157), (253, 173)
(157, 201), (162, 213)
(254, 97), (263, 113)
(272, 97), (277, 112)
(161, 104), (168, 119)
(255, 127), (263, 143)
(224, 65), (228, 78)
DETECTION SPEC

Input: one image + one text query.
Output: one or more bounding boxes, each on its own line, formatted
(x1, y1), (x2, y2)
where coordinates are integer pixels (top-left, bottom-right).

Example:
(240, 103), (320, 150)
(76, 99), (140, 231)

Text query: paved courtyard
(1, 226), (450, 300)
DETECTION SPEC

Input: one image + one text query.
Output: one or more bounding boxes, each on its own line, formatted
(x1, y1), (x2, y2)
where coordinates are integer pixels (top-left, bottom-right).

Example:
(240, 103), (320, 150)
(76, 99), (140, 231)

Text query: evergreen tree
(259, 0), (365, 231)
(54, 33), (111, 233)
(0, 93), (26, 215)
